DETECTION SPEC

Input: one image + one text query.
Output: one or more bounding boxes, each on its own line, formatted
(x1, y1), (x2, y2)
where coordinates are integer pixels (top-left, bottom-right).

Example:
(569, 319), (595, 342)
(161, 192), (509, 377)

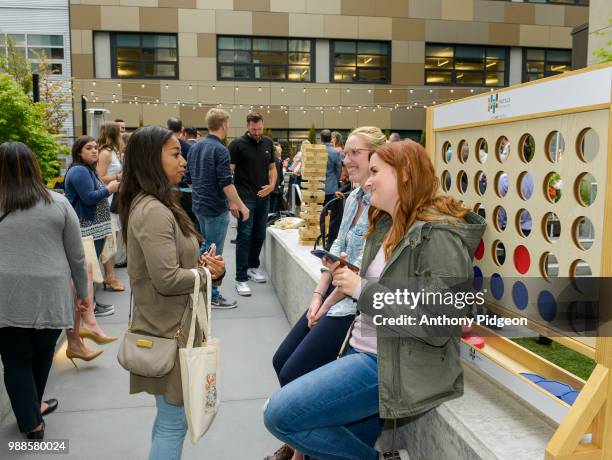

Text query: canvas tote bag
(180, 268), (220, 443)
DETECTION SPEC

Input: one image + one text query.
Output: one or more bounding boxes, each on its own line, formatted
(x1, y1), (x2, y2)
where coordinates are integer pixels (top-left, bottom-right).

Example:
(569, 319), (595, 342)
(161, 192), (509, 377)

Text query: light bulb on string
(235, 87), (239, 92)
(450, 89), (454, 93)
(388, 89), (392, 94)
(258, 87), (262, 92)
(117, 82), (121, 88)
(92, 81), (96, 87)
(346, 88), (350, 93)
(368, 89), (372, 93)
(324, 88), (328, 93)
(429, 89), (433, 93)
(89, 91), (94, 96)
(165, 84), (169, 90)
(189, 85), (193, 90)
(141, 83), (145, 88)
(303, 88), (306, 93)
(409, 89), (414, 94)
(470, 89), (474, 93)
(281, 87), (285, 92)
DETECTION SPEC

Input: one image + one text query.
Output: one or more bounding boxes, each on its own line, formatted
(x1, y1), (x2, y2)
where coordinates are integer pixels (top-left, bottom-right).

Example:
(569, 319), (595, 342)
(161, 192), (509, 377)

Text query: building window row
(110, 33), (178, 79)
(523, 48), (572, 82)
(491, 0), (588, 5)
(425, 44), (508, 87)
(94, 32), (572, 87)
(217, 36), (313, 82)
(0, 33), (65, 75)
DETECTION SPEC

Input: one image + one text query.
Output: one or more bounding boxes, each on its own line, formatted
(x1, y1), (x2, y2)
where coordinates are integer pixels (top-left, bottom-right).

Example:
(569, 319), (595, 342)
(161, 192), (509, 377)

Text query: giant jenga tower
(298, 144), (328, 245)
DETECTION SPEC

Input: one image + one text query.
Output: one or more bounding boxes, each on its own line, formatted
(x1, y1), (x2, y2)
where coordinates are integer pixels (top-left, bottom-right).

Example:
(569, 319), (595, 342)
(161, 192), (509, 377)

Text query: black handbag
(109, 193), (119, 213)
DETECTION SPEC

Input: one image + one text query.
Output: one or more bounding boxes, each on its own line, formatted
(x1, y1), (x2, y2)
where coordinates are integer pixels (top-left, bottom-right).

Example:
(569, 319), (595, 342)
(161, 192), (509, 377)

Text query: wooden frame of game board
(425, 63), (612, 460)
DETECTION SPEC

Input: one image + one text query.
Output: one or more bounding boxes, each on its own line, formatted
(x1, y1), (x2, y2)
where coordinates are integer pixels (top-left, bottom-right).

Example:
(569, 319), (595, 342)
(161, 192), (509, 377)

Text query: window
(523, 0), (588, 5)
(488, 0), (588, 5)
(110, 33), (178, 79)
(425, 44), (508, 87)
(331, 40), (390, 83)
(523, 48), (572, 82)
(0, 33), (65, 75)
(217, 36), (313, 82)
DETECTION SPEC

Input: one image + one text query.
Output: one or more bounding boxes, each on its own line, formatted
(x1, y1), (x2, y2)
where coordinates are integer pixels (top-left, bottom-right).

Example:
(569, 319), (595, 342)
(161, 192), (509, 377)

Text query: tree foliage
(592, 18), (612, 63)
(308, 123), (316, 144)
(0, 74), (60, 181)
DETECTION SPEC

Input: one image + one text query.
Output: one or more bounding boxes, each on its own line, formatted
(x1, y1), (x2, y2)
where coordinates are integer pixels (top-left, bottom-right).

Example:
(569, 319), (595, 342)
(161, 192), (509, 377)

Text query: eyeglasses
(343, 148), (371, 159)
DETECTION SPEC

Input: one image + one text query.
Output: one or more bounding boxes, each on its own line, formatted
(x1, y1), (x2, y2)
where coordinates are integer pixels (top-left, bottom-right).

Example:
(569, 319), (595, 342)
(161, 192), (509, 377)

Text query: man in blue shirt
(320, 129), (343, 249)
(186, 109), (249, 308)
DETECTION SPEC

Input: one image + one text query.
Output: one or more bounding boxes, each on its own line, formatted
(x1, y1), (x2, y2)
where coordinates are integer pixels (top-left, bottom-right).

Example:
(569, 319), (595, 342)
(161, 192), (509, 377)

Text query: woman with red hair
(264, 140), (486, 460)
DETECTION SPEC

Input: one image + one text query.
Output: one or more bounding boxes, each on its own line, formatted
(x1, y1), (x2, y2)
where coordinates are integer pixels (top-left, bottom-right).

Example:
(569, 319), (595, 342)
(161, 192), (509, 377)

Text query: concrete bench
(263, 227), (556, 460)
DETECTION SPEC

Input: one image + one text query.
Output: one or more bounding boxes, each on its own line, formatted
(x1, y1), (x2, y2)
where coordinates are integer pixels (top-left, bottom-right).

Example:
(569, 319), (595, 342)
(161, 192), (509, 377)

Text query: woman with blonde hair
(97, 121), (126, 289)
(265, 127), (386, 460)
(265, 140), (486, 460)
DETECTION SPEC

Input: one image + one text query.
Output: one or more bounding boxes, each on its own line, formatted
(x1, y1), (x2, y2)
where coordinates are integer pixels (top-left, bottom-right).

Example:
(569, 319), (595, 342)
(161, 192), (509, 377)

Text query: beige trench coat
(126, 194), (208, 405)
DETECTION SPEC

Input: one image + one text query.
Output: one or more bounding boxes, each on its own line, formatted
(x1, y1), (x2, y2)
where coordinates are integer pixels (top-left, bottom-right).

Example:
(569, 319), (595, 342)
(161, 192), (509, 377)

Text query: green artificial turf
(511, 338), (596, 381)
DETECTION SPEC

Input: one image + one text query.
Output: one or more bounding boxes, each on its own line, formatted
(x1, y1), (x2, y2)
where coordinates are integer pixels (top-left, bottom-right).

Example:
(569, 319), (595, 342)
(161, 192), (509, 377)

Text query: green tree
(0, 73), (60, 181)
(592, 18), (612, 63)
(419, 131), (426, 147)
(308, 123), (316, 144)
(0, 36), (32, 94)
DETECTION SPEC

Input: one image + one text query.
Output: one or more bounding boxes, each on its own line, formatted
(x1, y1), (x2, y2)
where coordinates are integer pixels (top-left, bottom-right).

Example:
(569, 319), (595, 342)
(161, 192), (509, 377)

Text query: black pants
(272, 308), (355, 387)
(324, 194), (343, 251)
(235, 197), (270, 282)
(0, 327), (61, 432)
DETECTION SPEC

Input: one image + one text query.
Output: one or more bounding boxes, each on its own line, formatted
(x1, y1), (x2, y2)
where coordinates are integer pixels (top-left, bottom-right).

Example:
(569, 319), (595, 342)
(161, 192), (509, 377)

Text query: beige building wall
(69, 0), (588, 137)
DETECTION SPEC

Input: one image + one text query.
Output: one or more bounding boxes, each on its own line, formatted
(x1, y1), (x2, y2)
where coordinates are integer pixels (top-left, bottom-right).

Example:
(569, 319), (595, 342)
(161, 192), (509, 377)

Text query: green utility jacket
(356, 212), (486, 419)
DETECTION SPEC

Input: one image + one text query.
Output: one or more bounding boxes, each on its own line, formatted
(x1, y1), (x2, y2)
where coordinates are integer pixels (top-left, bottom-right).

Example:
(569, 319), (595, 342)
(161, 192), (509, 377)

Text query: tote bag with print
(179, 268), (220, 443)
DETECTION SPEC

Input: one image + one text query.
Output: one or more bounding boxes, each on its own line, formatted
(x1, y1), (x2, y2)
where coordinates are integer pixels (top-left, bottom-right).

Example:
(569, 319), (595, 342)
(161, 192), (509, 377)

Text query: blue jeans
(235, 197), (269, 282)
(197, 211), (230, 301)
(150, 395), (187, 460)
(264, 348), (382, 460)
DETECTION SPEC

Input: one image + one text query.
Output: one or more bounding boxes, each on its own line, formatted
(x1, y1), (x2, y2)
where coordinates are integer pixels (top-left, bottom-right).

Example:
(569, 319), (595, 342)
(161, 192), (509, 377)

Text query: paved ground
(0, 223), (289, 459)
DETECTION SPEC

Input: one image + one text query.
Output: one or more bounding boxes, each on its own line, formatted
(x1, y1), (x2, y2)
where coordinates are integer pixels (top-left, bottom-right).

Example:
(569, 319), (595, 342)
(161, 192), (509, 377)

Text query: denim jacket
(327, 187), (370, 317)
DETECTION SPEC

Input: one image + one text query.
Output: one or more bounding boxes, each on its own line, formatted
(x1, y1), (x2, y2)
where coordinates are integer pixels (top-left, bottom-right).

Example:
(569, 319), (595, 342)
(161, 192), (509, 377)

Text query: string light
(188, 84), (193, 90)
(141, 83), (145, 88)
(258, 87), (262, 92)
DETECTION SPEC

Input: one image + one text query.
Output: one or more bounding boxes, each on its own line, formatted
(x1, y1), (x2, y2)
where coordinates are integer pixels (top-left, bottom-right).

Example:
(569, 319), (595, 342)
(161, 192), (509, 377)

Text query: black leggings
(273, 309), (355, 387)
(0, 327), (61, 432)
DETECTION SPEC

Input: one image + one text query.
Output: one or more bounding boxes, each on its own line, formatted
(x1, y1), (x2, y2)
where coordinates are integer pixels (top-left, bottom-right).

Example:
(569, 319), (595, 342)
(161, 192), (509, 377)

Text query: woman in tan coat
(118, 125), (225, 460)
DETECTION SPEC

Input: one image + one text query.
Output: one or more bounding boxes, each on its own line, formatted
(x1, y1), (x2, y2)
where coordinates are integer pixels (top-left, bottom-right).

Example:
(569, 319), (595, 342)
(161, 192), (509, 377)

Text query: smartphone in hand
(311, 249), (359, 272)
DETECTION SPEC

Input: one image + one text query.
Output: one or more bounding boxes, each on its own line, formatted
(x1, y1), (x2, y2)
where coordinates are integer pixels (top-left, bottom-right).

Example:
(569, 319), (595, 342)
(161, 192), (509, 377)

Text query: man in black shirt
(229, 112), (277, 297)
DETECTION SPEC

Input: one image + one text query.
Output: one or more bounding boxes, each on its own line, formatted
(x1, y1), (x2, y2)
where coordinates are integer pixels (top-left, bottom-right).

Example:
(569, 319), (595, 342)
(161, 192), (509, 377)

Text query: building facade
(68, 0), (589, 145)
(1, 0), (74, 138)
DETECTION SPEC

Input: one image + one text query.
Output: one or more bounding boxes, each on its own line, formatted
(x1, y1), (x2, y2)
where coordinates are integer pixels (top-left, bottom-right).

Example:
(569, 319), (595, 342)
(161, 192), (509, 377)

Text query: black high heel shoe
(26, 421), (45, 440)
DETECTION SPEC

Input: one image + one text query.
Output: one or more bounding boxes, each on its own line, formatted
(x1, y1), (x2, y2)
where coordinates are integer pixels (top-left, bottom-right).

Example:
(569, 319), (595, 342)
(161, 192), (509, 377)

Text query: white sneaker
(247, 268), (266, 283)
(235, 281), (252, 296)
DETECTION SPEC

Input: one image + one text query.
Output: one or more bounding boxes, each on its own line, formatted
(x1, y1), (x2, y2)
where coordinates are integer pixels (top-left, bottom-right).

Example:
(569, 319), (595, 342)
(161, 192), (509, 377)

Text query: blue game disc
(512, 281), (529, 310)
(538, 290), (557, 322)
(491, 273), (504, 300)
(473, 266), (484, 291)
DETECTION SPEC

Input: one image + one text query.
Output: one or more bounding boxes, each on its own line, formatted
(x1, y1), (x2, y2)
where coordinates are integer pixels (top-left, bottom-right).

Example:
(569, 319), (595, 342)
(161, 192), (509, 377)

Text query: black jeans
(235, 196), (270, 282)
(324, 194), (343, 251)
(272, 307), (355, 387)
(0, 327), (61, 432)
